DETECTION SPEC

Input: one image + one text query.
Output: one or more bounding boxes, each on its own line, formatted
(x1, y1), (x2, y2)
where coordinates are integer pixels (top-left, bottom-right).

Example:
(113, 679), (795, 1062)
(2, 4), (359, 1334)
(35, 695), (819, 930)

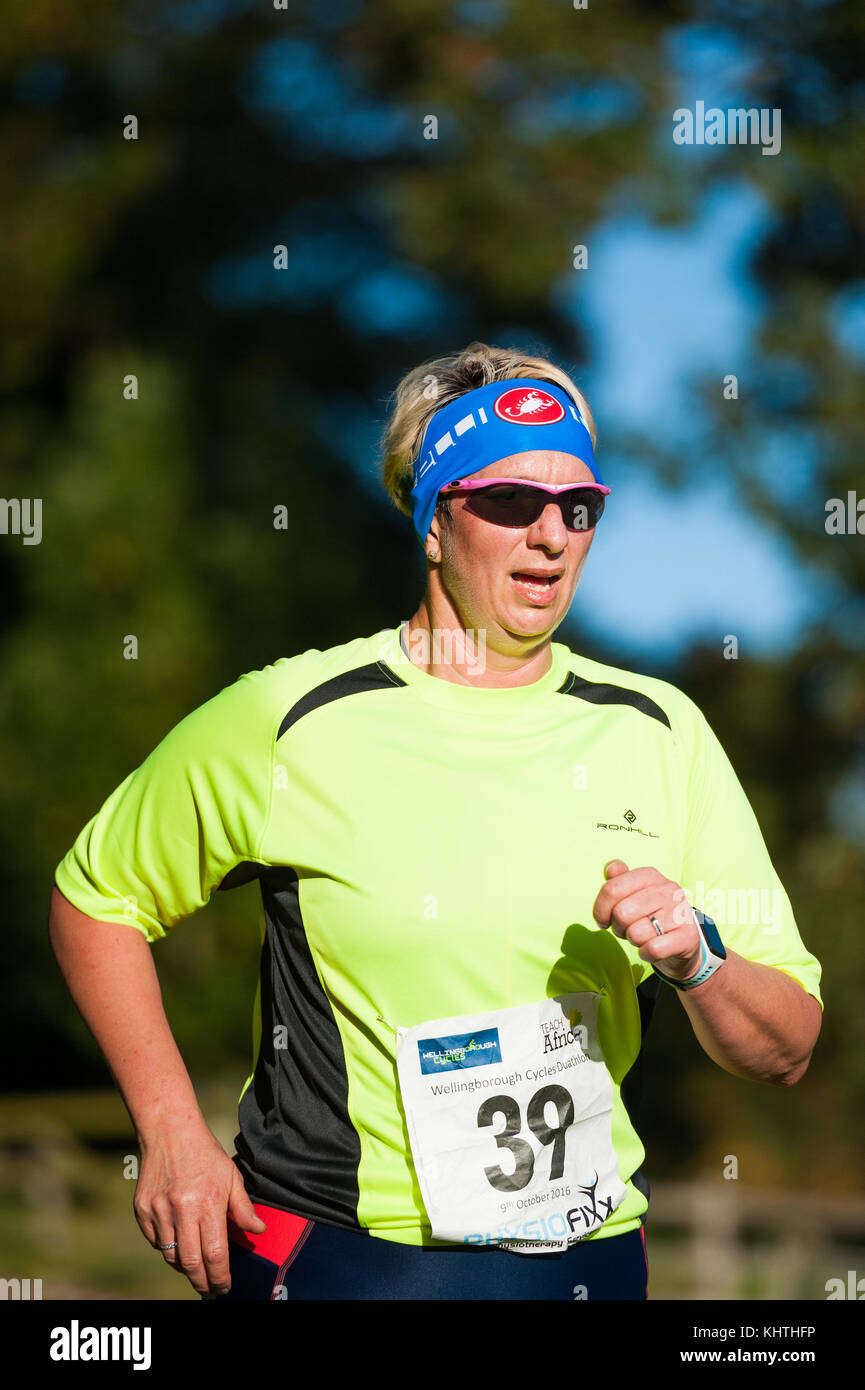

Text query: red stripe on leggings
(227, 1201), (311, 1267)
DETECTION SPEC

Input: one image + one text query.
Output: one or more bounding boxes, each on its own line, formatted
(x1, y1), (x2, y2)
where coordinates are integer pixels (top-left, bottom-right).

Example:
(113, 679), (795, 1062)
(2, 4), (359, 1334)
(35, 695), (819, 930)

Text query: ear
(426, 510), (446, 554)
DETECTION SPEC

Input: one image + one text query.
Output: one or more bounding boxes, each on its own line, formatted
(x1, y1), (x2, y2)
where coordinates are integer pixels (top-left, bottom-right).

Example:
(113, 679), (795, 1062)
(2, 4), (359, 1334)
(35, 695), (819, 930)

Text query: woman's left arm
(673, 948), (822, 1086)
(593, 859), (823, 1087)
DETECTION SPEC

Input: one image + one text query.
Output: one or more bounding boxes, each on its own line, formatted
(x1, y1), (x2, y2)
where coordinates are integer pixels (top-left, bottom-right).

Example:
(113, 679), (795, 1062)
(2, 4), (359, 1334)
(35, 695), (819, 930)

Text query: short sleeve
(54, 666), (282, 943)
(677, 701), (823, 1011)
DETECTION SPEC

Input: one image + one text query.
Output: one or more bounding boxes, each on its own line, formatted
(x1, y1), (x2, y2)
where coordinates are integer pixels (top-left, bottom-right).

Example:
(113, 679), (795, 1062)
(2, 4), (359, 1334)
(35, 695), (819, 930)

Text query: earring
(427, 548), (439, 562)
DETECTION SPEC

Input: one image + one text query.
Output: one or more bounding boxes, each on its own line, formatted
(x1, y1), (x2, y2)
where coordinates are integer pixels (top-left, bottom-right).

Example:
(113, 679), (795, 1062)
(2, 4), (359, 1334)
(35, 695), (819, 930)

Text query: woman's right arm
(47, 885), (266, 1297)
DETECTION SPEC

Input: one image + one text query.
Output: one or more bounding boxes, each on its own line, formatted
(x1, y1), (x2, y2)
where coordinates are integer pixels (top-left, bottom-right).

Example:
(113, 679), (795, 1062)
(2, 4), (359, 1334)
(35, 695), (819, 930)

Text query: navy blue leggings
(216, 1203), (649, 1300)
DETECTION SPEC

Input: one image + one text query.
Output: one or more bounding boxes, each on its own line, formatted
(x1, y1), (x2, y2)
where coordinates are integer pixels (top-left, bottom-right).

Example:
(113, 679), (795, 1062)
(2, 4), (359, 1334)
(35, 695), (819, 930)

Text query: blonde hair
(379, 341), (598, 522)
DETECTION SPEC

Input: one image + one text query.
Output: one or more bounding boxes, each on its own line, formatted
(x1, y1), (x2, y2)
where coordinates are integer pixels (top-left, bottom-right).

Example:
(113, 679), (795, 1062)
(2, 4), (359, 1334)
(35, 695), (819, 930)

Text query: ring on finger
(649, 914), (664, 937)
(156, 1241), (178, 1251)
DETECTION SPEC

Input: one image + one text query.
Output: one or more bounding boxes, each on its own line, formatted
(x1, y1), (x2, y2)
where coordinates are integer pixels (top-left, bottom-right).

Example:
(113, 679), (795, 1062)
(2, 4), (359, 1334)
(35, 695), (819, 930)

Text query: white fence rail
(646, 1180), (865, 1300)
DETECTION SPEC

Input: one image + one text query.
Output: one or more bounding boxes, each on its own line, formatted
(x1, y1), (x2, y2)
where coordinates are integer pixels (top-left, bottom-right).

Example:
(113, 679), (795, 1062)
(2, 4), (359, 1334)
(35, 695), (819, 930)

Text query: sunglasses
(438, 478), (611, 531)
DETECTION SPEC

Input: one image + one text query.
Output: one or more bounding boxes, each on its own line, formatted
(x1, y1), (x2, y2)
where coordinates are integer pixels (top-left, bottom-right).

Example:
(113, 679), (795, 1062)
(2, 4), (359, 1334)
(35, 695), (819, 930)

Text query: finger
(605, 883), (678, 937)
(133, 1203), (156, 1246)
(148, 1211), (180, 1267)
(593, 863), (664, 926)
(593, 860), (633, 924)
(636, 921), (698, 962)
(198, 1213), (232, 1295)
(603, 859), (629, 879)
(172, 1210), (210, 1294)
(228, 1173), (267, 1233)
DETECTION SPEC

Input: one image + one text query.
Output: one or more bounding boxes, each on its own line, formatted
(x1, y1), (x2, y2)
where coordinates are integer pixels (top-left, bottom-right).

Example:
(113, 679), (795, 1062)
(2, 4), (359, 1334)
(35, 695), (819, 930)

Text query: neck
(403, 599), (553, 688)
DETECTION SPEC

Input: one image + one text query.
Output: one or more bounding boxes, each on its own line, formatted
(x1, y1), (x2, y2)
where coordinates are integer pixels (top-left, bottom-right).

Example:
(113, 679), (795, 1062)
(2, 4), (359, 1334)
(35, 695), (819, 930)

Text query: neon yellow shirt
(55, 622), (823, 1245)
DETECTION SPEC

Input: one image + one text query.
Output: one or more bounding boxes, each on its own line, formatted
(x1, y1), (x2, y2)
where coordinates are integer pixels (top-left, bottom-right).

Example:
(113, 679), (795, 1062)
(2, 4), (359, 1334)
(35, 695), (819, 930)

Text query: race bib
(395, 992), (627, 1254)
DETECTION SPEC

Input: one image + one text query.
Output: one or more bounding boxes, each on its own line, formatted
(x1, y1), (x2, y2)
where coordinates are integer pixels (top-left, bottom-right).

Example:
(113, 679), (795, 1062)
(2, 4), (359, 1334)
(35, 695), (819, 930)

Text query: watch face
(698, 911), (727, 960)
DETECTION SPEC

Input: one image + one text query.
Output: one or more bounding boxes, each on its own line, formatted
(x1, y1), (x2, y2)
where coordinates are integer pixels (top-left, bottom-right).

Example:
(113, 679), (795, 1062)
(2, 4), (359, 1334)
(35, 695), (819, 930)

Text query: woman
(50, 341), (823, 1301)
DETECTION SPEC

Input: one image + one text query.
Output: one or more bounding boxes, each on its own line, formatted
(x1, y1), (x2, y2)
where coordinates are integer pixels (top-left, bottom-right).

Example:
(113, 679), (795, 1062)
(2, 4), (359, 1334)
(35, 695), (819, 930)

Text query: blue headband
(409, 377), (602, 542)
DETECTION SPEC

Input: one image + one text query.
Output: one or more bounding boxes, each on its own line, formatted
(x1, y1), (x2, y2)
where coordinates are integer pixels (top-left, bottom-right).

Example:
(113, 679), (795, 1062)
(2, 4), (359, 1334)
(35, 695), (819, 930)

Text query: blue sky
(555, 180), (844, 661)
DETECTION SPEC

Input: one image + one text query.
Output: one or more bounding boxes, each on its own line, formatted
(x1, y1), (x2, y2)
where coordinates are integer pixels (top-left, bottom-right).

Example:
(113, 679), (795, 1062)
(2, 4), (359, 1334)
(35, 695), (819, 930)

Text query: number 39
(477, 1086), (574, 1192)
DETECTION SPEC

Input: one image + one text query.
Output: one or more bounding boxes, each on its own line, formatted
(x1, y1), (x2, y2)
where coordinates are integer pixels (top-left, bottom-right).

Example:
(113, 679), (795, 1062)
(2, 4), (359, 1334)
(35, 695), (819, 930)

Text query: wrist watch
(653, 908), (727, 990)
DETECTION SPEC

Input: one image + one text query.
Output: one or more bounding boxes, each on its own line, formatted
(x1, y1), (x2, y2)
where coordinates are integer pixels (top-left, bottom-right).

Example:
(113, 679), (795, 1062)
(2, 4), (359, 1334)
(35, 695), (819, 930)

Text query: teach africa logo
(494, 386), (565, 424)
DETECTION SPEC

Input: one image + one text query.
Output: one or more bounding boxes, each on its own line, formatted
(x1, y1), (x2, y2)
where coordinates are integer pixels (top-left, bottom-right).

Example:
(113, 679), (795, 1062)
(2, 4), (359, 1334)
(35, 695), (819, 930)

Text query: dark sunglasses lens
(569, 489), (605, 530)
(463, 485), (605, 529)
(464, 485), (539, 526)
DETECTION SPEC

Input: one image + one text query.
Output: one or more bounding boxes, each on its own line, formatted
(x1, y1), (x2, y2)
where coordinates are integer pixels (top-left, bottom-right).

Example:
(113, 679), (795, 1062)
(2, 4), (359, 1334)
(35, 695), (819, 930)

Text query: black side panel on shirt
(557, 672), (672, 730)
(233, 663), (411, 1228)
(233, 865), (366, 1230)
(619, 973), (663, 1217)
(218, 861), (265, 891)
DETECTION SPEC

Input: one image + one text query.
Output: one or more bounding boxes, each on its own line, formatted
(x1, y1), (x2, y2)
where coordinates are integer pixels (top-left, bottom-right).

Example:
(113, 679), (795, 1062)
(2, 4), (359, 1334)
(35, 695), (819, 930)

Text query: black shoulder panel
(277, 661), (407, 740)
(557, 670), (672, 730)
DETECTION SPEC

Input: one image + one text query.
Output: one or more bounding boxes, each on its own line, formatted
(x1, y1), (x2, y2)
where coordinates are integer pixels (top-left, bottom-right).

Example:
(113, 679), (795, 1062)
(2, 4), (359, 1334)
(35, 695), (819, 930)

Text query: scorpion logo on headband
(493, 386), (566, 425)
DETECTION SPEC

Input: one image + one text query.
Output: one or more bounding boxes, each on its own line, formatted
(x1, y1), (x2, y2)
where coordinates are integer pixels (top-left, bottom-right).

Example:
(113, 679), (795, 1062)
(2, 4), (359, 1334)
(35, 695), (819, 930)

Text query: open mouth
(510, 571), (563, 603)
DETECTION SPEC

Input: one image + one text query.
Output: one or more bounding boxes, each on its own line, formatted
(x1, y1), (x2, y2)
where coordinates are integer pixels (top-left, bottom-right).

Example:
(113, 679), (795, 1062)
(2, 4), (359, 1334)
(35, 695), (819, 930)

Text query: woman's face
(431, 450), (599, 653)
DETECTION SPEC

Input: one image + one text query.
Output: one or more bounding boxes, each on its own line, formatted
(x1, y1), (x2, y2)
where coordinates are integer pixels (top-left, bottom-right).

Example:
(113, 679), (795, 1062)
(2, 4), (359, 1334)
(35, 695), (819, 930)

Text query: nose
(526, 500), (568, 552)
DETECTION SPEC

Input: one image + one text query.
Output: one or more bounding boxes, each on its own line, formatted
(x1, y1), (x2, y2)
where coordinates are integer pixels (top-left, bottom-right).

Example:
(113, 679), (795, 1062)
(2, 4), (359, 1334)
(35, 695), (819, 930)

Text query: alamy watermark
(673, 102), (781, 156)
(49, 1322), (151, 1369)
(825, 491), (865, 534)
(825, 1270), (865, 1299)
(0, 1277), (42, 1299)
(0, 497), (42, 544)
(375, 624), (487, 676)
(673, 880), (783, 935)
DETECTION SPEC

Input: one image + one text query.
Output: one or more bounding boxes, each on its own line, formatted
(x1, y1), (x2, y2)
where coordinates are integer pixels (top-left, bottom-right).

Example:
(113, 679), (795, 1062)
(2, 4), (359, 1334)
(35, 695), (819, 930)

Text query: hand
(133, 1122), (267, 1297)
(592, 860), (704, 983)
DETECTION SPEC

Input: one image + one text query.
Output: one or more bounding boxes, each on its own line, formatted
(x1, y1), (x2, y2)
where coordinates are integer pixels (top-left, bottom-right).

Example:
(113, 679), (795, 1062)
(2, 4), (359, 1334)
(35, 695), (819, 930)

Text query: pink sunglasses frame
(439, 477), (611, 498)
(438, 477), (612, 527)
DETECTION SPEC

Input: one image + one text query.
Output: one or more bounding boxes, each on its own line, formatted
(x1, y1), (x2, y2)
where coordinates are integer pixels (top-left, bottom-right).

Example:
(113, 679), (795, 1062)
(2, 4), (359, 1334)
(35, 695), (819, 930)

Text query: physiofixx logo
(418, 1028), (502, 1074)
(494, 386), (565, 424)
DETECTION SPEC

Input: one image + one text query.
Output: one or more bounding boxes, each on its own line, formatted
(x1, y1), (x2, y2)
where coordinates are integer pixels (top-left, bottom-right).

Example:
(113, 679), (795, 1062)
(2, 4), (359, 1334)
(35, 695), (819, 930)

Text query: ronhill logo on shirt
(418, 1028), (502, 1074)
(596, 809), (660, 838)
(49, 1321), (151, 1371)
